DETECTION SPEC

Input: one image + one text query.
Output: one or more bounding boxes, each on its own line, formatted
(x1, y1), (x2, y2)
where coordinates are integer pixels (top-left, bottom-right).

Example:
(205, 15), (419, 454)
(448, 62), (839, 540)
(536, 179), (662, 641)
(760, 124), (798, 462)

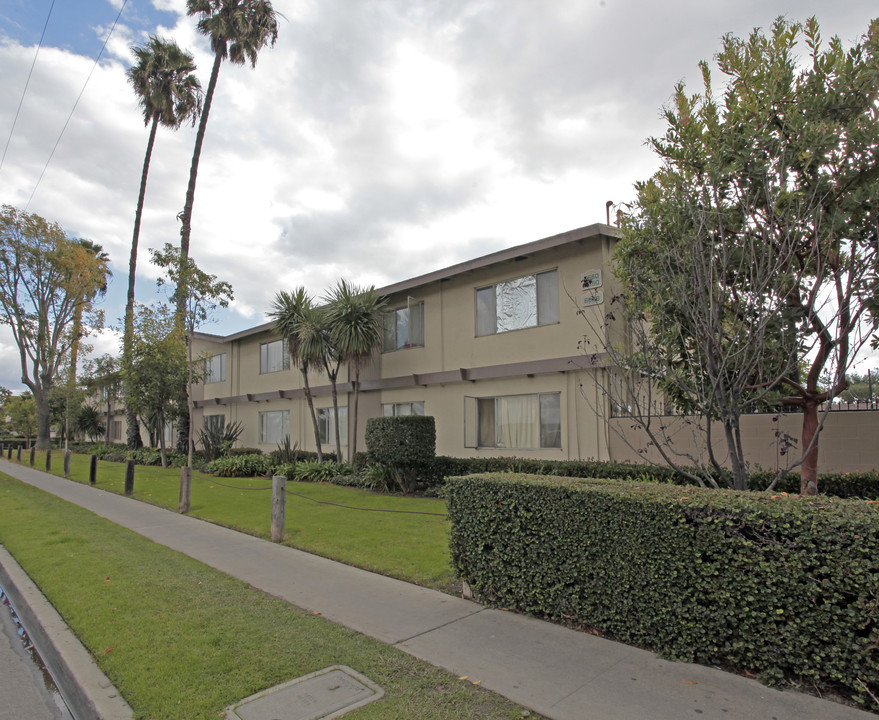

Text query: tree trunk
(123, 116), (158, 450)
(104, 396), (111, 445)
(800, 400), (820, 496)
(350, 375), (360, 463)
(302, 370), (322, 462)
(177, 50), (222, 318)
(35, 390), (51, 450)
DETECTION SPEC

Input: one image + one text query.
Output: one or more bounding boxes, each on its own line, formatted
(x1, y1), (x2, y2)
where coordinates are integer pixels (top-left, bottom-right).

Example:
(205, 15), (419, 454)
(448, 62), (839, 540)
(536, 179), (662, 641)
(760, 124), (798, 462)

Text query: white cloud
(0, 0), (875, 380)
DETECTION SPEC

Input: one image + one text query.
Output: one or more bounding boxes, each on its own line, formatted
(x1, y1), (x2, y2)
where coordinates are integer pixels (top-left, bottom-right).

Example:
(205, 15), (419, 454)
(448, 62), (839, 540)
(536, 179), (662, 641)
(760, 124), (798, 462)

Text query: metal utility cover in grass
(225, 665), (384, 720)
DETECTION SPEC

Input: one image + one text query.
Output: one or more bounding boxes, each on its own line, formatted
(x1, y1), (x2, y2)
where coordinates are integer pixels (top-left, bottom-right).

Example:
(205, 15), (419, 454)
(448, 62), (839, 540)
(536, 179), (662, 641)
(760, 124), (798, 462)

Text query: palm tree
(325, 280), (387, 461)
(178, 0), (280, 275)
(269, 288), (325, 462)
(125, 36), (202, 449)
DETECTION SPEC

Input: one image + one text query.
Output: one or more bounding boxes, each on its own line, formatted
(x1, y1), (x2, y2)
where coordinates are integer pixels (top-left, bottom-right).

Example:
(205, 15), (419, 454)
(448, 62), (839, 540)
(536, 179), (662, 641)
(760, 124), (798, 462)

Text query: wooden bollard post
(124, 460), (135, 496)
(89, 455), (97, 486)
(178, 466), (192, 514)
(45, 448), (52, 472)
(29, 446), (35, 466)
(7, 445), (12, 459)
(271, 475), (287, 543)
(16, 446), (22, 462)
(64, 450), (71, 478)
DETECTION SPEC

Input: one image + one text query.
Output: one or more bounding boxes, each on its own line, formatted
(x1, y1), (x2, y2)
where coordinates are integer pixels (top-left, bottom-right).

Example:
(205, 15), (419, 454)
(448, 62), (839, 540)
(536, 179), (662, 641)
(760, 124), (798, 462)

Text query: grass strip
(0, 472), (537, 720)
(11, 451), (454, 591)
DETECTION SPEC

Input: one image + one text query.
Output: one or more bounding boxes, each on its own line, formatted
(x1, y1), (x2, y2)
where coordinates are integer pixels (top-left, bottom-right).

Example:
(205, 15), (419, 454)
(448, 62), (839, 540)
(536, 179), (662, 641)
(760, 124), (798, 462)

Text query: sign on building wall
(581, 269), (603, 306)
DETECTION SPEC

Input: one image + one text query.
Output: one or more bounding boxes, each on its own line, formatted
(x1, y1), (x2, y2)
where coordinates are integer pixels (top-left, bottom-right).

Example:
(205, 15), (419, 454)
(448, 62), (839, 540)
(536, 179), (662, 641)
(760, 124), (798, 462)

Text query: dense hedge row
(431, 456), (879, 499)
(448, 474), (879, 710)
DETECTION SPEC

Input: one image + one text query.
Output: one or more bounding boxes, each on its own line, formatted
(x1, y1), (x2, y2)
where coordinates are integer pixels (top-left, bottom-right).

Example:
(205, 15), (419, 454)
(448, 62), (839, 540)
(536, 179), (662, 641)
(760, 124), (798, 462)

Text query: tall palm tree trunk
(124, 116), (159, 449)
(178, 50), (222, 275)
(301, 371), (323, 462)
(175, 51), (221, 456)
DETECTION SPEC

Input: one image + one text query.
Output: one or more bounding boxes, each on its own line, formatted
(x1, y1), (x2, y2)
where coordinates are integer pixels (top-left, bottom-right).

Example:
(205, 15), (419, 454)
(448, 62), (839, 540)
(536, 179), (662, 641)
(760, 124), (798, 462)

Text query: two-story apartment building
(188, 223), (621, 460)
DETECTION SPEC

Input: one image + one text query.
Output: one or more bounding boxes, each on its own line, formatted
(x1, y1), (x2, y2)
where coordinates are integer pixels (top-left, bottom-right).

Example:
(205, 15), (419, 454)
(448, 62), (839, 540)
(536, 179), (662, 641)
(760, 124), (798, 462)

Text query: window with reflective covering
(476, 269), (559, 336)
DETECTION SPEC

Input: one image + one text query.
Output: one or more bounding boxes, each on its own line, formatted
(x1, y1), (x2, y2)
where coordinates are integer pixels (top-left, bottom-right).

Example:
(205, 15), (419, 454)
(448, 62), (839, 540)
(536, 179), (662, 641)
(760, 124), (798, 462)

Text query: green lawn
(11, 450), (454, 591)
(0, 473), (538, 720)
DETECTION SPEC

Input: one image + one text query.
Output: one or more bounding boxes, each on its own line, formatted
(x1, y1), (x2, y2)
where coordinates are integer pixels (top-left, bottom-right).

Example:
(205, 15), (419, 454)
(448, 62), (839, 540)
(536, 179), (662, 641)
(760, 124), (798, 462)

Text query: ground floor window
(204, 414), (225, 433)
(162, 421), (174, 446)
(318, 406), (348, 446)
(259, 410), (289, 444)
(466, 393), (561, 449)
(382, 401), (424, 417)
(110, 420), (122, 441)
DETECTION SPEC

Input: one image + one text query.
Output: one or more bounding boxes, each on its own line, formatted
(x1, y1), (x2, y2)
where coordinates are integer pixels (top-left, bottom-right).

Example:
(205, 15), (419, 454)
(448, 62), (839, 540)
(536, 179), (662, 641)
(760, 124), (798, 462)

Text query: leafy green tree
(605, 18), (879, 494)
(124, 303), (188, 468)
(269, 288), (325, 462)
(0, 206), (110, 448)
(150, 243), (232, 511)
(324, 280), (387, 461)
(177, 0), (279, 317)
(3, 393), (37, 446)
(125, 36), (202, 449)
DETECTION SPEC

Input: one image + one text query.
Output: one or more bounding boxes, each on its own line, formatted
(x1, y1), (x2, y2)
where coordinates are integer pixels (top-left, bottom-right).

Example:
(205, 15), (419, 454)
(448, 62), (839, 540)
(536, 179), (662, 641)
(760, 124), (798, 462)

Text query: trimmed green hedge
(432, 456), (879, 499)
(448, 474), (879, 710)
(206, 453), (273, 478)
(366, 415), (436, 492)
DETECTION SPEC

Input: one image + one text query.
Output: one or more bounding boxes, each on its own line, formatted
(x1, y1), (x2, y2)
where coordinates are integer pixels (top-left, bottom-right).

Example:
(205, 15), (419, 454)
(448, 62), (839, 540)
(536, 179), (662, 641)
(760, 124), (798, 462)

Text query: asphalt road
(0, 585), (71, 720)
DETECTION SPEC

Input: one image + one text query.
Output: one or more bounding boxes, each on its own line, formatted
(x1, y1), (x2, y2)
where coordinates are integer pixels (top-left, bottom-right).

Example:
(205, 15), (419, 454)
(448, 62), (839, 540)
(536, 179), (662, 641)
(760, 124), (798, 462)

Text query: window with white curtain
(468, 393), (561, 449)
(476, 269), (559, 336)
(318, 407), (348, 446)
(383, 302), (424, 351)
(259, 410), (289, 444)
(260, 339), (289, 373)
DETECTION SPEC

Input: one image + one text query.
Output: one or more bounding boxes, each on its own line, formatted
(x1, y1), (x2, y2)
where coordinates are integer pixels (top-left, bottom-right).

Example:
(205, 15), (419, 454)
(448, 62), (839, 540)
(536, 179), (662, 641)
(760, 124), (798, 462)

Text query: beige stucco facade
(189, 223), (621, 460)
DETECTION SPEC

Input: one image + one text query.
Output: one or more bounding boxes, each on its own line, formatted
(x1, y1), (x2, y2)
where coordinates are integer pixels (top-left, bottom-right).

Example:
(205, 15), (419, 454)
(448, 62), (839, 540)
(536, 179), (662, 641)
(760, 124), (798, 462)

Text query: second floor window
(383, 302), (424, 352)
(260, 339), (289, 374)
(476, 269), (559, 336)
(205, 353), (226, 383)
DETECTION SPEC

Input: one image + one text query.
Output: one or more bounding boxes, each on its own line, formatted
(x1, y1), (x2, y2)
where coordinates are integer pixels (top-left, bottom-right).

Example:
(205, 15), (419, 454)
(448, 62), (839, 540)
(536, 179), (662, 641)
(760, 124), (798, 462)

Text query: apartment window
(259, 410), (289, 444)
(383, 302), (424, 352)
(382, 401), (425, 417)
(110, 420), (122, 441)
(318, 407), (348, 446)
(465, 393), (561, 449)
(205, 353), (226, 383)
(204, 414), (225, 433)
(163, 421), (174, 446)
(476, 269), (559, 336)
(260, 339), (289, 373)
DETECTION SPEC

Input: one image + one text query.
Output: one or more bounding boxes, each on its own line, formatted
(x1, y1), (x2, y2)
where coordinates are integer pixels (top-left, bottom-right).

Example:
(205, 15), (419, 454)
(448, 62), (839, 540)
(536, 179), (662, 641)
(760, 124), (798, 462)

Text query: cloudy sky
(0, 0), (876, 391)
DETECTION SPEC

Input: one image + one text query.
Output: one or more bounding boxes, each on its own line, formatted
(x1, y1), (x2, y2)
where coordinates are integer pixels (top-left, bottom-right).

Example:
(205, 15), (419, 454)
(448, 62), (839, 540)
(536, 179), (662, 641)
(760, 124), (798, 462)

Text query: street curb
(0, 545), (134, 720)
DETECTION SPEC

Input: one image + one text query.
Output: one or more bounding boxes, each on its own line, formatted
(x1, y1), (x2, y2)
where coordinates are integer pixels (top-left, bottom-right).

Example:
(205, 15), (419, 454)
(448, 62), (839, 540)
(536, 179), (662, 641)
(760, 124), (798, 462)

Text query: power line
(0, 0), (56, 173)
(24, 0), (129, 212)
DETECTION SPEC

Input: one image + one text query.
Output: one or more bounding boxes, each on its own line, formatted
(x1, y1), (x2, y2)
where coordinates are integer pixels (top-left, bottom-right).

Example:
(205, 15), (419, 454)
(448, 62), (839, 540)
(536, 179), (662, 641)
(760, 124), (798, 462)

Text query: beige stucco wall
(608, 411), (879, 474)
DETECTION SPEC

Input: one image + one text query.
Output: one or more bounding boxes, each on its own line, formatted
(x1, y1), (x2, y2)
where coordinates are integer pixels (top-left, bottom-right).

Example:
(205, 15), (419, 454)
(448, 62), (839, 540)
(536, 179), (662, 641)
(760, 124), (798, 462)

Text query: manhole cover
(226, 665), (384, 720)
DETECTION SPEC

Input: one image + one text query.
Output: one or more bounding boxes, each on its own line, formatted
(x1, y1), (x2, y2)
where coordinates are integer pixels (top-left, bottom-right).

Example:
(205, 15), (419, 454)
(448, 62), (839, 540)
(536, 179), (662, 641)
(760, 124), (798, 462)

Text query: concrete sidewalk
(1, 459), (875, 720)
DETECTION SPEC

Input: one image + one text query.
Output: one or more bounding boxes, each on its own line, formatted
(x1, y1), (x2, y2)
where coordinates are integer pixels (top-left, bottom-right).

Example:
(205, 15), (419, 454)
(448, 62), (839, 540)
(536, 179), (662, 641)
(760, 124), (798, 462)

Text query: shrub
(206, 453), (273, 478)
(269, 436), (300, 466)
(448, 473), (879, 710)
(365, 415), (435, 493)
(198, 420), (245, 462)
